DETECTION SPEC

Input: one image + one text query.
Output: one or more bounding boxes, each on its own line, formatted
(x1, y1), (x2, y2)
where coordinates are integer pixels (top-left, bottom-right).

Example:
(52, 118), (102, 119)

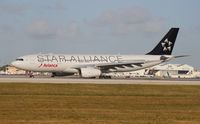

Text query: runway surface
(0, 75), (200, 85)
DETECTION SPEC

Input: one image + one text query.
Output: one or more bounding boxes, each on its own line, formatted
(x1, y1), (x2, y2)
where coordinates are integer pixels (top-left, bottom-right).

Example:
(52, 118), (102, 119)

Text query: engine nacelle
(80, 68), (101, 78)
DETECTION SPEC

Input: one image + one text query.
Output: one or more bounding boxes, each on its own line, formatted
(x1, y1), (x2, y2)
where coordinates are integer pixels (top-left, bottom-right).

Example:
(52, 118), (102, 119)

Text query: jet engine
(80, 67), (101, 78)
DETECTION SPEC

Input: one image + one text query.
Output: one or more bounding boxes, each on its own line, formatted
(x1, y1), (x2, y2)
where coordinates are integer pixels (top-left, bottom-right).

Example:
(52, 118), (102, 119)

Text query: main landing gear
(27, 71), (34, 78)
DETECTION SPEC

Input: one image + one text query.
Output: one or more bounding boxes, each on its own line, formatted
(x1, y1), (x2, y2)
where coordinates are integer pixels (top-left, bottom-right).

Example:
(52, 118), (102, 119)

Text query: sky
(0, 0), (200, 68)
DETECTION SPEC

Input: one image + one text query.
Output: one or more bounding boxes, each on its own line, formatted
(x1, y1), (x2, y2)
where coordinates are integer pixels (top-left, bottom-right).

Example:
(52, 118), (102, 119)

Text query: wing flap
(72, 60), (146, 70)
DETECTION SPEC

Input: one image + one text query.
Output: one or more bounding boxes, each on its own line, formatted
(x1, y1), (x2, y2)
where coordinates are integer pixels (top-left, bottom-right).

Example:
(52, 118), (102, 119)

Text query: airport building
(149, 64), (195, 78)
(0, 65), (48, 76)
(0, 65), (26, 75)
(107, 64), (200, 79)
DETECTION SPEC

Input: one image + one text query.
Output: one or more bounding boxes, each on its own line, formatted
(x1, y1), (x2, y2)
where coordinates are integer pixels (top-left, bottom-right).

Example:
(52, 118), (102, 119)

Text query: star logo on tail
(161, 39), (172, 52)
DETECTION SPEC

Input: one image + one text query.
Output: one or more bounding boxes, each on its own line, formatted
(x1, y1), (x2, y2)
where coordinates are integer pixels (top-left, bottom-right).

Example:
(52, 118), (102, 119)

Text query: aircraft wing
(96, 60), (145, 69)
(72, 60), (146, 70)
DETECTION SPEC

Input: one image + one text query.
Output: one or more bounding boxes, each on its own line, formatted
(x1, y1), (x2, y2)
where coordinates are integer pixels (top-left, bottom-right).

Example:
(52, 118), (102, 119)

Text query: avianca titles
(11, 28), (186, 78)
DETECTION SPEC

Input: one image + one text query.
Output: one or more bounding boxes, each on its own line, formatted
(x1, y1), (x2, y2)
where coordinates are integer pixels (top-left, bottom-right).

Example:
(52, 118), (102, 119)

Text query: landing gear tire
(51, 73), (55, 77)
(99, 75), (111, 79)
(28, 71), (34, 78)
(29, 75), (34, 78)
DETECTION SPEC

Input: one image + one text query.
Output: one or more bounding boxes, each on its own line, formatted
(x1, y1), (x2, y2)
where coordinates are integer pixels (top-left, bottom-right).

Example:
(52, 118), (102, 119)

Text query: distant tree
(0, 65), (9, 72)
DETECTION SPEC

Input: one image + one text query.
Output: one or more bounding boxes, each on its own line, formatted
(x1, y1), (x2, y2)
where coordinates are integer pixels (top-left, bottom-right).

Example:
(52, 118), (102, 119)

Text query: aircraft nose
(11, 61), (18, 67)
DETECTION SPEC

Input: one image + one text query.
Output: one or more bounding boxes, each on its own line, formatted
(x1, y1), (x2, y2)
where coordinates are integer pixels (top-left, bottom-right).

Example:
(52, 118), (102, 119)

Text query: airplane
(11, 28), (185, 78)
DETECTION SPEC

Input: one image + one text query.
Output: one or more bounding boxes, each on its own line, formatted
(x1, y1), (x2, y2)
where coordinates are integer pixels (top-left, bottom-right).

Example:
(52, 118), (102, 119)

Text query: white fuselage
(11, 54), (173, 74)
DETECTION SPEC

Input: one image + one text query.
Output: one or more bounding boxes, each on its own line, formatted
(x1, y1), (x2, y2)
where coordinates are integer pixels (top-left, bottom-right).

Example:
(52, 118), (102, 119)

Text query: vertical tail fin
(146, 28), (179, 55)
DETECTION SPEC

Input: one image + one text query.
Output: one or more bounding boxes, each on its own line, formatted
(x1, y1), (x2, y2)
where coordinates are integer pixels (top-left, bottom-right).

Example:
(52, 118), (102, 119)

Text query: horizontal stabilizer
(174, 55), (190, 58)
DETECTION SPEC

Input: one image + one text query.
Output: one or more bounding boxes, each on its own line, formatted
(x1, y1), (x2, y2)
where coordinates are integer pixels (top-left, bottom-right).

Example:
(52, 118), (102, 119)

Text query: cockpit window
(16, 58), (24, 61)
